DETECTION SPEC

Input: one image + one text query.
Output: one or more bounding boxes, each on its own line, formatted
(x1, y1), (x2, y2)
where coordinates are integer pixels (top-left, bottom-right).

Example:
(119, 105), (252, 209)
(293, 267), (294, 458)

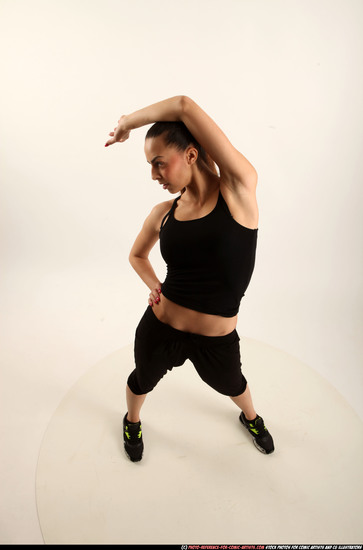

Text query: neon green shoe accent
(248, 421), (267, 435)
(125, 425), (142, 439)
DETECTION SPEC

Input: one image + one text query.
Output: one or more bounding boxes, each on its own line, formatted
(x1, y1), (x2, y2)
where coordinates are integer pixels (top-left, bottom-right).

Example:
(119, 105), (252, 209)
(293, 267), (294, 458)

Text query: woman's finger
(105, 138), (116, 147)
(149, 290), (160, 304)
(148, 286), (161, 306)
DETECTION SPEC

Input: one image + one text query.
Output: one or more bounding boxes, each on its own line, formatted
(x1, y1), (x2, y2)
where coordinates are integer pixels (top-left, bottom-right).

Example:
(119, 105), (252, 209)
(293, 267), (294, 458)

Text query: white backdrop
(1, 0), (362, 542)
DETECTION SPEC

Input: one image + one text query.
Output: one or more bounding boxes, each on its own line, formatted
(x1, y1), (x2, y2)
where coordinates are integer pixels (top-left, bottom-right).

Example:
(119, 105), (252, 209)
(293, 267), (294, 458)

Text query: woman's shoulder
(146, 198), (177, 232)
(151, 198), (176, 217)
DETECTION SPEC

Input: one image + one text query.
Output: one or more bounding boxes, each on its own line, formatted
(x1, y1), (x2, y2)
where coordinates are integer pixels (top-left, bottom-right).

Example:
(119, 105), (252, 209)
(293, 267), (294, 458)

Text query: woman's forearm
(129, 256), (162, 291)
(123, 95), (184, 131)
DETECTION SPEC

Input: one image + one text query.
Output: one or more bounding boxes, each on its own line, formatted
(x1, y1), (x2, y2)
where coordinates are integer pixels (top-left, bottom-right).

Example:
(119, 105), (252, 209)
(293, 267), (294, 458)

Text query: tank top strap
(160, 194), (182, 232)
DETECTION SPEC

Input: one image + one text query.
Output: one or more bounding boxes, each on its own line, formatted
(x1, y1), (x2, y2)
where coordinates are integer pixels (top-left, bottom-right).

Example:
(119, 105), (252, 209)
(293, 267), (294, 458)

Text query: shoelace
(125, 424), (142, 442)
(248, 417), (267, 436)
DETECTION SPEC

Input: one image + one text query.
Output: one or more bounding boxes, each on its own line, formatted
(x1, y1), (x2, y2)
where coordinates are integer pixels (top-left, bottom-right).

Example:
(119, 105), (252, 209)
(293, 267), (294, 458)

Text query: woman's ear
(185, 146), (198, 165)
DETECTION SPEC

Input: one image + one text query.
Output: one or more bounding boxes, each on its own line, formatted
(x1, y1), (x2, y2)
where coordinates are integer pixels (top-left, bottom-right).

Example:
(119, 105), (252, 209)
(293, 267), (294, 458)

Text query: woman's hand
(105, 115), (130, 147)
(148, 287), (162, 307)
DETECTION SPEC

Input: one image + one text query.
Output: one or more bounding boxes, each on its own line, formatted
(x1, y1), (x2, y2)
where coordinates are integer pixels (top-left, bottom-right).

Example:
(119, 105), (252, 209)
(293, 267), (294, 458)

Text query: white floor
(35, 339), (363, 544)
(1, 266), (363, 544)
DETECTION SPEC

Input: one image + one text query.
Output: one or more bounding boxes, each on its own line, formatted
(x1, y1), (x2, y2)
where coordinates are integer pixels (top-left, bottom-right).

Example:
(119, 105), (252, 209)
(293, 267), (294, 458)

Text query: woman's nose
(151, 167), (160, 180)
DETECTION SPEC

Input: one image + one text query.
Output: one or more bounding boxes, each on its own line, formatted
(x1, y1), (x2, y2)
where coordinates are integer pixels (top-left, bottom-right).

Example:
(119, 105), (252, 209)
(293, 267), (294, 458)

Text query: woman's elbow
(129, 252), (146, 267)
(180, 95), (193, 115)
(129, 252), (136, 266)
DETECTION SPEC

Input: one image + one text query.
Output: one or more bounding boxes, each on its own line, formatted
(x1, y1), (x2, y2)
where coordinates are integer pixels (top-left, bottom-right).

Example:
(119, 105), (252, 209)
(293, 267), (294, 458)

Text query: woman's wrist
(148, 280), (162, 292)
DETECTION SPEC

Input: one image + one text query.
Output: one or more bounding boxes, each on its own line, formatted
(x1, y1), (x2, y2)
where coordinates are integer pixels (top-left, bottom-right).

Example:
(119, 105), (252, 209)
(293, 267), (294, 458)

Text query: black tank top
(159, 190), (258, 317)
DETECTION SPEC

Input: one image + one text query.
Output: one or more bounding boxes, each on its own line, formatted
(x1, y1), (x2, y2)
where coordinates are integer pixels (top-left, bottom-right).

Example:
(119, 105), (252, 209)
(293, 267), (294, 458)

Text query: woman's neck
(183, 169), (220, 205)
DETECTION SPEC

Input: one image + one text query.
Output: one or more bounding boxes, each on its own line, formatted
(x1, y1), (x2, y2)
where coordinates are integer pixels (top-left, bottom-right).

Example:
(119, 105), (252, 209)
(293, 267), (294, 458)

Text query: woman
(105, 95), (274, 462)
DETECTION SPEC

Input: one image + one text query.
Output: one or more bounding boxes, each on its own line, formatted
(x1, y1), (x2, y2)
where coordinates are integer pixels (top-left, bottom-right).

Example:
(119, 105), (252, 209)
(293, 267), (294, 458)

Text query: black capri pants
(127, 306), (247, 397)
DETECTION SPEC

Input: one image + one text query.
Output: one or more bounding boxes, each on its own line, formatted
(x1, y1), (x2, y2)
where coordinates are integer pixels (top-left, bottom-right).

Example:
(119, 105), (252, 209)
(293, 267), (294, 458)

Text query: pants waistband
(147, 305), (239, 344)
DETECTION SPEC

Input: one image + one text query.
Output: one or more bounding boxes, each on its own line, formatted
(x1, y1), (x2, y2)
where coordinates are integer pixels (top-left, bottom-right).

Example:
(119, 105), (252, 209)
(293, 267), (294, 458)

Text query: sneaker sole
(124, 445), (143, 463)
(253, 439), (274, 454)
(239, 415), (274, 455)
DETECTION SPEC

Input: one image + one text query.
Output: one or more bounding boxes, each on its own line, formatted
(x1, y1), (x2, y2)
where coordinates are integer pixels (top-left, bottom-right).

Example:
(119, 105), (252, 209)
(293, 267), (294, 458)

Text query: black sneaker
(239, 411), (275, 454)
(123, 413), (144, 462)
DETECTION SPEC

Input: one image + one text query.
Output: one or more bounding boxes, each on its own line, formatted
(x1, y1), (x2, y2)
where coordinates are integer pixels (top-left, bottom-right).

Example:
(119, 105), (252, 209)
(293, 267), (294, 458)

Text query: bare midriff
(151, 294), (238, 336)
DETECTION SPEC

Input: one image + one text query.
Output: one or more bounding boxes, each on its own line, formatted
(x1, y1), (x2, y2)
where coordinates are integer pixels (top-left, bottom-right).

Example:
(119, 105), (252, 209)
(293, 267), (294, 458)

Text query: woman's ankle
(126, 413), (140, 423)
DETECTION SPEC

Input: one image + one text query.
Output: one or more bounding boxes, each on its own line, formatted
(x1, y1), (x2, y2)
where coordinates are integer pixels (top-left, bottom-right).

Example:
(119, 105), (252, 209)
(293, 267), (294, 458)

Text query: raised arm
(181, 96), (257, 190)
(105, 95), (257, 191)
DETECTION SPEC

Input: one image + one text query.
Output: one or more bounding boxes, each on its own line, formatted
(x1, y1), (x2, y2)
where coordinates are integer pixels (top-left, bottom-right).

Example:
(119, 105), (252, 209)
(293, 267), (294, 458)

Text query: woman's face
(144, 135), (192, 194)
